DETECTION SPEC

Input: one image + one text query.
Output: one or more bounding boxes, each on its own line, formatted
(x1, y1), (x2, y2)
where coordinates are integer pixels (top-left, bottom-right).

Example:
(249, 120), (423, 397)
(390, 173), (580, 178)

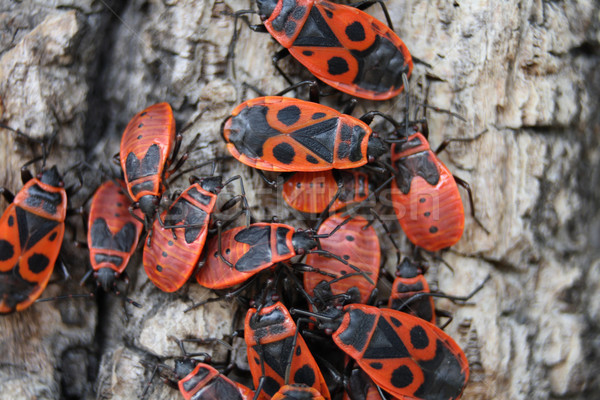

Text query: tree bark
(0, 0), (598, 399)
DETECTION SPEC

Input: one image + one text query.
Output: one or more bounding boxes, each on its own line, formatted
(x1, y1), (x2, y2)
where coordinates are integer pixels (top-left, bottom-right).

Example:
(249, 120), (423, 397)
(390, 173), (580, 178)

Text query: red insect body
(388, 258), (435, 324)
(245, 301), (331, 399)
(87, 180), (143, 291)
(282, 170), (369, 214)
(143, 182), (218, 292)
(178, 362), (255, 400)
(257, 0), (413, 100)
(330, 305), (469, 400)
(304, 213), (380, 305)
(0, 167), (67, 313)
(119, 102), (176, 218)
(223, 97), (386, 172)
(391, 132), (464, 252)
(196, 222), (308, 290)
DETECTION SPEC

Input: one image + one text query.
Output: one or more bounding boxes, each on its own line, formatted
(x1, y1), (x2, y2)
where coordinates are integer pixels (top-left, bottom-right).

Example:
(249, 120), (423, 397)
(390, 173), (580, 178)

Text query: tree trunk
(0, 0), (598, 399)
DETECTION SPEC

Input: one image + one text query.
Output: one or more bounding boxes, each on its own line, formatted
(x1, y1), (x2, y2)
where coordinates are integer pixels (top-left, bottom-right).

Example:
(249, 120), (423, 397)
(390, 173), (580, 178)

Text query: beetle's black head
(139, 195), (160, 217)
(40, 166), (63, 187)
(313, 281), (360, 310)
(256, 0), (278, 20)
(366, 135), (387, 161)
(95, 268), (116, 292)
(200, 176), (224, 194)
(291, 230), (318, 254)
(173, 358), (197, 380)
(396, 257), (426, 278)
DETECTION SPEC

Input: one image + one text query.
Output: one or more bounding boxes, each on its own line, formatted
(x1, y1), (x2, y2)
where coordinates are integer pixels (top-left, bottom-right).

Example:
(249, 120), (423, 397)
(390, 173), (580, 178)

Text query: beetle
(272, 384), (326, 400)
(142, 174), (240, 293)
(390, 121), (488, 252)
(303, 213), (380, 306)
(143, 340), (255, 400)
(387, 257), (435, 324)
(175, 361), (255, 400)
(245, 299), (331, 399)
(85, 179), (144, 293)
(291, 304), (470, 400)
(232, 0), (413, 100)
(282, 170), (370, 214)
(195, 221), (372, 290)
(388, 257), (490, 329)
(222, 96), (393, 174)
(0, 164), (68, 314)
(118, 102), (197, 226)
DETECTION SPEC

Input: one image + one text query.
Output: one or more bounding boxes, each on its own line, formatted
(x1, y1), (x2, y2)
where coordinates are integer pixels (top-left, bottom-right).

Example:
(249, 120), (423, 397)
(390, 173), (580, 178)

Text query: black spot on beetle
(0, 240), (14, 261)
(49, 232), (57, 241)
(157, 265), (163, 272)
(277, 105), (301, 126)
(391, 365), (413, 388)
(370, 362), (383, 369)
(303, 50), (314, 56)
(306, 155), (319, 164)
(7, 216), (13, 227)
(285, 20), (297, 37)
(328, 57), (349, 75)
(273, 143), (296, 164)
(345, 21), (366, 41)
(346, 235), (355, 241)
(294, 364), (316, 387)
(312, 112), (326, 119)
(429, 226), (438, 233)
(28, 253), (50, 273)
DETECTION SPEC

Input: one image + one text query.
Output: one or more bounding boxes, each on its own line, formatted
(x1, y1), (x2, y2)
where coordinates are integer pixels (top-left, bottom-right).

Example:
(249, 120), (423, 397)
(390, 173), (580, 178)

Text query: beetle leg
(453, 175), (490, 234)
(349, 0), (395, 30)
(227, 10), (263, 79)
(272, 48), (294, 86)
(0, 187), (15, 204)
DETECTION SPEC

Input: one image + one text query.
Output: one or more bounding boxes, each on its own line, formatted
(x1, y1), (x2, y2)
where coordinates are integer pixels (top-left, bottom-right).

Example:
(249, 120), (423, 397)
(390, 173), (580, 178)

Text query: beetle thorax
(200, 176), (224, 194)
(291, 230), (317, 253)
(40, 166), (63, 187)
(138, 195), (159, 217)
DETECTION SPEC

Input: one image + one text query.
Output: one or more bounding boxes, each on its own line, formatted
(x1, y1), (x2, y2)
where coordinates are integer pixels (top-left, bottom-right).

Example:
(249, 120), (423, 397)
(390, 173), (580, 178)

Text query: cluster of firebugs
(0, 0), (492, 399)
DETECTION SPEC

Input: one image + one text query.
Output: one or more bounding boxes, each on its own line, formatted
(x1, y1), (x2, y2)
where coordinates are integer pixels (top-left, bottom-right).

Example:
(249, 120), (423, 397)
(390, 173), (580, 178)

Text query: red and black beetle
(222, 96), (393, 174)
(85, 179), (144, 293)
(119, 102), (197, 226)
(282, 170), (370, 214)
(195, 221), (371, 290)
(232, 0), (413, 100)
(304, 213), (380, 306)
(0, 165), (68, 314)
(291, 304), (470, 400)
(245, 298), (331, 399)
(143, 173), (246, 292)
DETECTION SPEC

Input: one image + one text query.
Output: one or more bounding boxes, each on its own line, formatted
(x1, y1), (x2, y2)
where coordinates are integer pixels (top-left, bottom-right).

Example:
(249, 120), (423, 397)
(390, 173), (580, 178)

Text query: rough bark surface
(0, 1), (598, 399)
